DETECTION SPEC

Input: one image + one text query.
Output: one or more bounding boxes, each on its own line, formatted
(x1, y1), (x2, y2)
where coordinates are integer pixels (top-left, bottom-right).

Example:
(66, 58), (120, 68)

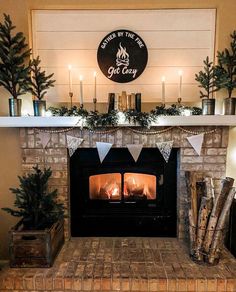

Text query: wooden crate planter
(9, 219), (64, 268)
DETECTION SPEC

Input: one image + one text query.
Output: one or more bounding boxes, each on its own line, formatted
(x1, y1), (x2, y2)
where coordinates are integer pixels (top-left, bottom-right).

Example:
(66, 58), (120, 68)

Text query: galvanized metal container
(33, 100), (46, 116)
(202, 99), (215, 115)
(224, 97), (236, 115)
(8, 98), (22, 116)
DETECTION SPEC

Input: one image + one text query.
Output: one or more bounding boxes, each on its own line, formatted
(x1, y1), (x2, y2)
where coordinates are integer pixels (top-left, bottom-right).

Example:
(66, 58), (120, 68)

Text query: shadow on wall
(0, 128), (21, 260)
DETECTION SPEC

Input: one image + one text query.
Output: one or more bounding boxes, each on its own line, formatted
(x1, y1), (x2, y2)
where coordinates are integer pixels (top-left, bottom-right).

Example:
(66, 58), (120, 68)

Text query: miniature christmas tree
(28, 56), (55, 100)
(195, 56), (219, 99)
(215, 31), (236, 98)
(2, 165), (64, 230)
(0, 14), (31, 99)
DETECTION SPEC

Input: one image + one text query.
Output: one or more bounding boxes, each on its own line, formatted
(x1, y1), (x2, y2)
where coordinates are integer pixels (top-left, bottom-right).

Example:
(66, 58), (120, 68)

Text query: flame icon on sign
(116, 43), (129, 66)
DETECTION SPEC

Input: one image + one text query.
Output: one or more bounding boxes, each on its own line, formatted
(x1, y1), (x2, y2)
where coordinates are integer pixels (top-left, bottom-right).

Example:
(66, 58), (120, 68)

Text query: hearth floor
(0, 237), (236, 292)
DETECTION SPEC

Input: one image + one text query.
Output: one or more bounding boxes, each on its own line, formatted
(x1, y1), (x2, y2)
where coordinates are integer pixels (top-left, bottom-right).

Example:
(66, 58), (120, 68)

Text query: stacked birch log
(185, 171), (236, 265)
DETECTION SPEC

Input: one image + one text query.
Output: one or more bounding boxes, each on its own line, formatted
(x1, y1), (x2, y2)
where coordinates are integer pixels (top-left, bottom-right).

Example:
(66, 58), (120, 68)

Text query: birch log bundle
(185, 171), (235, 264)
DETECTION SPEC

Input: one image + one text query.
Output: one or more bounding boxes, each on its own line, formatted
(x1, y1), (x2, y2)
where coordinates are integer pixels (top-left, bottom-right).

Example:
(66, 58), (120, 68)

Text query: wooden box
(9, 219), (64, 268)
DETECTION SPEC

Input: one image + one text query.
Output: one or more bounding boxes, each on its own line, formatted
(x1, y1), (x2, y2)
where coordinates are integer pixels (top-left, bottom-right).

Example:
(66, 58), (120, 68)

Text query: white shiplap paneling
(32, 9), (216, 103)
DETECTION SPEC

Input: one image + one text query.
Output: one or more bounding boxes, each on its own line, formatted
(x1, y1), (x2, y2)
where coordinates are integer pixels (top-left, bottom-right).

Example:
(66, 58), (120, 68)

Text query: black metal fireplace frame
(70, 147), (177, 237)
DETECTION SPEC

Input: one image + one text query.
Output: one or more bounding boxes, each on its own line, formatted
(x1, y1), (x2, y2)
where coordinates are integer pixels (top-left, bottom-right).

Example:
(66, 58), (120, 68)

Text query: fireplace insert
(70, 148), (177, 237)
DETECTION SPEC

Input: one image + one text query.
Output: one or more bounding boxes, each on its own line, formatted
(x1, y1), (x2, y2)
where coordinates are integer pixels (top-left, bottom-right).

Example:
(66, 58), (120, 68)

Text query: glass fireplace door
(89, 173), (121, 200)
(124, 173), (156, 200)
(89, 172), (156, 201)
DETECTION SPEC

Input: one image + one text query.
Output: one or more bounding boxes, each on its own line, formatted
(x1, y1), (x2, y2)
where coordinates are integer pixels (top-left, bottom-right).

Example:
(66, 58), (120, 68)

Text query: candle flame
(94, 71), (97, 77)
(79, 75), (83, 81)
(178, 70), (183, 76)
(161, 76), (166, 82)
(68, 64), (72, 70)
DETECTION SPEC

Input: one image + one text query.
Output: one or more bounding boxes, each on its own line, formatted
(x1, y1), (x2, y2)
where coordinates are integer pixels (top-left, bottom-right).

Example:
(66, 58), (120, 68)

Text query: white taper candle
(79, 75), (83, 105)
(178, 70), (183, 100)
(94, 71), (97, 99)
(161, 76), (166, 105)
(68, 65), (72, 92)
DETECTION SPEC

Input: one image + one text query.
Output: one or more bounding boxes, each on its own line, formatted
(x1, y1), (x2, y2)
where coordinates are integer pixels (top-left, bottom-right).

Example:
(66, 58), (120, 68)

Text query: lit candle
(79, 75), (83, 105)
(161, 76), (165, 105)
(94, 71), (97, 99)
(68, 65), (72, 92)
(178, 70), (183, 100)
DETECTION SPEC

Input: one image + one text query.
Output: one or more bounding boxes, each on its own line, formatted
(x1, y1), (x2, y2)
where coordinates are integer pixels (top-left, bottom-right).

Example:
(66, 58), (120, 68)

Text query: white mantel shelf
(0, 115), (236, 127)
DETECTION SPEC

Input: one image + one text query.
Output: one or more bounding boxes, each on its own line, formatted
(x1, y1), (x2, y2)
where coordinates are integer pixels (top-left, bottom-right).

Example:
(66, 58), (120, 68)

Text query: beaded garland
(35, 126), (217, 135)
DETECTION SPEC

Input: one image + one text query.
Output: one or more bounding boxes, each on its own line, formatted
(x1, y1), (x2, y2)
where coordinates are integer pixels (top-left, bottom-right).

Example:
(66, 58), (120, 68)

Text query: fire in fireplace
(89, 172), (156, 201)
(70, 148), (177, 237)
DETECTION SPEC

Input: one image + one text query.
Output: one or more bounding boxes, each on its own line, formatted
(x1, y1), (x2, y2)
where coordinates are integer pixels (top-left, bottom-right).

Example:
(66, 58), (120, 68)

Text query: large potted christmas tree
(0, 14), (31, 116)
(215, 31), (236, 115)
(28, 56), (55, 116)
(2, 165), (64, 267)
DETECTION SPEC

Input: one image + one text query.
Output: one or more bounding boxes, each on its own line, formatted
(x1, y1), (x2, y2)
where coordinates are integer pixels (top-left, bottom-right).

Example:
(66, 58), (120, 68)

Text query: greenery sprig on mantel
(48, 104), (202, 130)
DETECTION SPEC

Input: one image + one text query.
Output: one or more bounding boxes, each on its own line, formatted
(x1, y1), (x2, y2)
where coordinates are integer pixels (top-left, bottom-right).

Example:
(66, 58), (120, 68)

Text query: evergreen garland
(86, 110), (119, 129)
(48, 105), (89, 117)
(124, 109), (155, 128)
(28, 56), (55, 100)
(216, 31), (236, 98)
(0, 14), (31, 98)
(2, 165), (64, 230)
(48, 104), (202, 129)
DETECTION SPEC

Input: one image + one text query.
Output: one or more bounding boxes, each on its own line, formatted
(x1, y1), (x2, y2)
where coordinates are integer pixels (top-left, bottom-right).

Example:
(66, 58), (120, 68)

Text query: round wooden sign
(97, 30), (148, 83)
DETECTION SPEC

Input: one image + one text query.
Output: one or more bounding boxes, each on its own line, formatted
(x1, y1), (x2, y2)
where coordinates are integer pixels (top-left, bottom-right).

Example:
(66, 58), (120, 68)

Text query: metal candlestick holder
(93, 97), (97, 112)
(69, 92), (73, 108)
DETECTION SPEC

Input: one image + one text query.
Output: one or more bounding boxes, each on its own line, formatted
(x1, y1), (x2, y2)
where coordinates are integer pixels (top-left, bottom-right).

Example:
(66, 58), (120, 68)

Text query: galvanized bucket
(224, 97), (236, 115)
(33, 100), (46, 116)
(9, 98), (22, 116)
(202, 99), (215, 115)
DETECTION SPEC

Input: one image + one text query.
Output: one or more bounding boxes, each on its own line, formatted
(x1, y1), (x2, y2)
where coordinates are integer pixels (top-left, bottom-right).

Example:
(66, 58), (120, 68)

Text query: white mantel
(0, 115), (236, 127)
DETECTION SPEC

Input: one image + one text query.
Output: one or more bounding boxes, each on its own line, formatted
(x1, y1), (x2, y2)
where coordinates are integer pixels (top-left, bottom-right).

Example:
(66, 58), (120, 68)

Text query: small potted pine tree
(0, 14), (31, 116)
(2, 165), (64, 267)
(215, 31), (236, 115)
(28, 56), (55, 116)
(195, 56), (219, 115)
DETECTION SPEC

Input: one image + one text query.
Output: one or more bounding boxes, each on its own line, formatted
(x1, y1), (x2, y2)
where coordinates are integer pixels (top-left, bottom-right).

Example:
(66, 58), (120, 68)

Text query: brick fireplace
(1, 125), (236, 292)
(20, 126), (229, 240)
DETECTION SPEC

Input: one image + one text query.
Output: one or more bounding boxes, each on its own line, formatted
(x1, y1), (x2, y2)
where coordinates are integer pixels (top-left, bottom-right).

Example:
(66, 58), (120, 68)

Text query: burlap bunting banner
(156, 140), (174, 163)
(66, 135), (84, 157)
(187, 133), (204, 156)
(38, 132), (51, 148)
(127, 144), (143, 162)
(96, 142), (113, 163)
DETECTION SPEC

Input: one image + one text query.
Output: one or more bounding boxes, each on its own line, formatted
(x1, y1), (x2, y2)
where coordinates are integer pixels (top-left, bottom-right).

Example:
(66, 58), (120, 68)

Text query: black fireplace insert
(70, 148), (177, 237)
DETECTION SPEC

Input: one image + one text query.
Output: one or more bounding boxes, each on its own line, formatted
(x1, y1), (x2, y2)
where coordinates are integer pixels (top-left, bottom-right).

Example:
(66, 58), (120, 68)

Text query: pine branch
(28, 56), (55, 100)
(2, 165), (64, 230)
(216, 30), (236, 97)
(0, 14), (31, 98)
(195, 56), (219, 98)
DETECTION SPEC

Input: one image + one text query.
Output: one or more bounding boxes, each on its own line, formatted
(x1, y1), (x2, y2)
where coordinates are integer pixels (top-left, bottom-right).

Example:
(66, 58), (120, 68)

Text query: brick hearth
(0, 238), (236, 291)
(1, 126), (235, 292)
(20, 126), (229, 240)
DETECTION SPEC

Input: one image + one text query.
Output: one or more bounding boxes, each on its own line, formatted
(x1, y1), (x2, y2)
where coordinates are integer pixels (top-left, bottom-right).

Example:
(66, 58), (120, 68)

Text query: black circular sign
(97, 29), (148, 83)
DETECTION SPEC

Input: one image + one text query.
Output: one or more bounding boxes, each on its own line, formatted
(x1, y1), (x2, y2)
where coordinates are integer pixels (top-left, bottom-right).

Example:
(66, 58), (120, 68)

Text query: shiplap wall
(31, 9), (216, 103)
